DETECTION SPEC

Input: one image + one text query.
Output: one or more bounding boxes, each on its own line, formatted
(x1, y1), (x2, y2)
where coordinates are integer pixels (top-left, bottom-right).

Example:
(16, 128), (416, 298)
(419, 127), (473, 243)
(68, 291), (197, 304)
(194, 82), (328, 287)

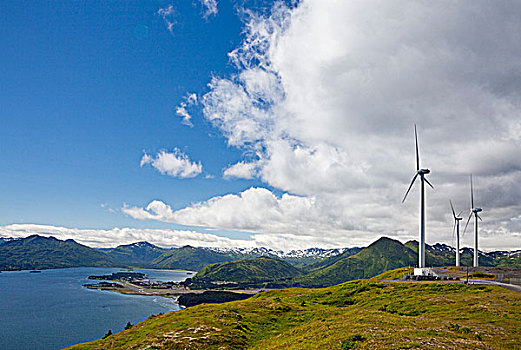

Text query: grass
(469, 272), (496, 280)
(68, 277), (521, 350)
(370, 266), (412, 280)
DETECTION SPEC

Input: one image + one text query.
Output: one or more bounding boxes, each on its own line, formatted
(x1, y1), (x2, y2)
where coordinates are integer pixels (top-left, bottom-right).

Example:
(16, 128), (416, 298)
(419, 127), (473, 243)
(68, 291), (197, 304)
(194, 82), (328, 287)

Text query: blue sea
(0, 267), (190, 349)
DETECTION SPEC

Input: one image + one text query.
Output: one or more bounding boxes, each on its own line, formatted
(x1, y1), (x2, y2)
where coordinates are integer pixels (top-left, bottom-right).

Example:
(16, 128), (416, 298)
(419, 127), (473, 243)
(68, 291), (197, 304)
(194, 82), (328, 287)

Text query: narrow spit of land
(84, 280), (263, 297)
(83, 271), (263, 300)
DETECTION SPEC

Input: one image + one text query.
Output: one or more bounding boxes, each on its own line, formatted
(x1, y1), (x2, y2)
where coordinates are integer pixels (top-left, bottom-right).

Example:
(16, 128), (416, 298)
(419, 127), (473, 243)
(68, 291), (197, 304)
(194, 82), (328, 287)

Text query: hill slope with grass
(105, 242), (167, 268)
(193, 256), (302, 285)
(290, 237), (417, 287)
(151, 246), (239, 271)
(0, 235), (113, 270)
(68, 277), (521, 349)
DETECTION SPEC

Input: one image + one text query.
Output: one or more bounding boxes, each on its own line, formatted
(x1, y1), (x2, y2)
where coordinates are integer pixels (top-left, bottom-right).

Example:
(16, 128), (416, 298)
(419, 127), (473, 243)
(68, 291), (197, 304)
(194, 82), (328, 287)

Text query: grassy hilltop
(69, 271), (521, 349)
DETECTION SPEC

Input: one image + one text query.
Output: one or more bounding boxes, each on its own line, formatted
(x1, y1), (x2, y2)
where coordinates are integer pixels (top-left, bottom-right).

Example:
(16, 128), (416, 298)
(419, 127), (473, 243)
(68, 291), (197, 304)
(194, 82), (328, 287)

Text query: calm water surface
(0, 267), (190, 349)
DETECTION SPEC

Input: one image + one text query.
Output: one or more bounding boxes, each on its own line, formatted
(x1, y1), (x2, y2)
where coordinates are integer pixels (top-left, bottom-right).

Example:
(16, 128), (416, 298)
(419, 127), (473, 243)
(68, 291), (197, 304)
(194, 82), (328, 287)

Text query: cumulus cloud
(199, 1), (521, 250)
(123, 187), (338, 235)
(141, 149), (202, 178)
(136, 0), (521, 250)
(176, 93), (197, 127)
(223, 161), (257, 179)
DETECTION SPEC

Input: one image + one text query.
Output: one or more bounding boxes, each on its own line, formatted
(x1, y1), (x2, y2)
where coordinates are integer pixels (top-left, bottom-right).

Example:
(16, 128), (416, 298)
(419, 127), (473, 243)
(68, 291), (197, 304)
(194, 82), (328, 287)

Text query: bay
(0, 267), (190, 349)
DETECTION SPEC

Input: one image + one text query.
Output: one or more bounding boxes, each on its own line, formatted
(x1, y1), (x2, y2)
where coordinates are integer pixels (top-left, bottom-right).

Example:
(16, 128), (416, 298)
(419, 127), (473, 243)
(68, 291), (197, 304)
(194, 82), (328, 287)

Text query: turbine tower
(449, 200), (463, 267)
(402, 125), (434, 268)
(464, 174), (482, 267)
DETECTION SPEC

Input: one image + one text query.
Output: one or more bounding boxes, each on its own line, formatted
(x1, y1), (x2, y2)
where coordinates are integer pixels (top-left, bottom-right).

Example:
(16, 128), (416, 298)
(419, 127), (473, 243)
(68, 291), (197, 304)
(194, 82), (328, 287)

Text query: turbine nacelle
(417, 169), (430, 175)
(473, 208), (483, 213)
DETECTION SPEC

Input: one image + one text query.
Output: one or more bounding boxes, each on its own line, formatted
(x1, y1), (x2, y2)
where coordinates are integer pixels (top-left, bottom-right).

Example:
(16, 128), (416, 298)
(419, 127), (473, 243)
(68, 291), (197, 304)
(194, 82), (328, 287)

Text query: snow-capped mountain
(204, 246), (357, 259)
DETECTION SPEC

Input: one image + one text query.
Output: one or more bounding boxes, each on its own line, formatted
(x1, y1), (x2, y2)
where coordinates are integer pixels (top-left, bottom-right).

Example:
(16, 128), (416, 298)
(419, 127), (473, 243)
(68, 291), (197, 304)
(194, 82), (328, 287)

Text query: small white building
(413, 267), (432, 276)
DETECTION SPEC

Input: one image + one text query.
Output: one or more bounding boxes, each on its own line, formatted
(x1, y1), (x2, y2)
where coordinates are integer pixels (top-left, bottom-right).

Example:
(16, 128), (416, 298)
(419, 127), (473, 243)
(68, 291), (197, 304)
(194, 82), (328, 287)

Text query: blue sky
(1, 1), (520, 251)
(1, 1), (266, 229)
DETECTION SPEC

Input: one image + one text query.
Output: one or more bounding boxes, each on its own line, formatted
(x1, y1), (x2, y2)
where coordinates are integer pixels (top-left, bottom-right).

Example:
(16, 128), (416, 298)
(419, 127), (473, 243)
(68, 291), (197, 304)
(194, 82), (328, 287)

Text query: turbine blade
(470, 174), (474, 209)
(415, 124), (420, 171)
(478, 215), (482, 221)
(463, 212), (472, 236)
(402, 173), (419, 203)
(424, 178), (434, 189)
(450, 200), (456, 219)
(458, 210), (464, 217)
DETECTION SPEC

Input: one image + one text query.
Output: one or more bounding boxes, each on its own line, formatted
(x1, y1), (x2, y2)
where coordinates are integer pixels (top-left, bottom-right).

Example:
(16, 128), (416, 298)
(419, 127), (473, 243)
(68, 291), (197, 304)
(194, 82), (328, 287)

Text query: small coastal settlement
(84, 271), (259, 307)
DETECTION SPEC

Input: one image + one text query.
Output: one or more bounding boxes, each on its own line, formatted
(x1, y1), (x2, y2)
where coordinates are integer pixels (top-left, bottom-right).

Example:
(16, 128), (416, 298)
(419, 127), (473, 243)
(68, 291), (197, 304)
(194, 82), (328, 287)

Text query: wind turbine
(464, 174), (482, 267)
(402, 125), (434, 269)
(449, 200), (463, 267)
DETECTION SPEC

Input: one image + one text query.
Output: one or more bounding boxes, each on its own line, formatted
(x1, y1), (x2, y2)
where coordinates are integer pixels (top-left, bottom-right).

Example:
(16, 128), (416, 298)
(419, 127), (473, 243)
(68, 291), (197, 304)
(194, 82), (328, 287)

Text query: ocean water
(0, 267), (189, 349)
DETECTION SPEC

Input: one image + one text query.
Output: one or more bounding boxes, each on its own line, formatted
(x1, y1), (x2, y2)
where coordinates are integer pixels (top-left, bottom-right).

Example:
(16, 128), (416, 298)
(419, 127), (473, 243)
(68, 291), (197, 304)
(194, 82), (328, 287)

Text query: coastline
(84, 280), (263, 297)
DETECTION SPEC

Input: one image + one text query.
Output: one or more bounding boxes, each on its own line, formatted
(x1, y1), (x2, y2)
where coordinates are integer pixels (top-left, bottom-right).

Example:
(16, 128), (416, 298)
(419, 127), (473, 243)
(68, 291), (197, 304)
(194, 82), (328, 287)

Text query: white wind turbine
(449, 200), (463, 267)
(464, 174), (483, 267)
(402, 125), (434, 268)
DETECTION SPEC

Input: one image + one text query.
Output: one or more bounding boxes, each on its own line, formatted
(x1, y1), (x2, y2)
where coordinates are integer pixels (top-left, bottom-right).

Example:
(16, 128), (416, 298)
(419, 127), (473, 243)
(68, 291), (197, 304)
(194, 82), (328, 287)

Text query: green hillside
(405, 240), (477, 267)
(183, 237), (521, 288)
(291, 237), (417, 287)
(303, 247), (362, 272)
(0, 235), (113, 270)
(68, 278), (521, 349)
(151, 246), (238, 271)
(105, 242), (167, 268)
(193, 256), (302, 284)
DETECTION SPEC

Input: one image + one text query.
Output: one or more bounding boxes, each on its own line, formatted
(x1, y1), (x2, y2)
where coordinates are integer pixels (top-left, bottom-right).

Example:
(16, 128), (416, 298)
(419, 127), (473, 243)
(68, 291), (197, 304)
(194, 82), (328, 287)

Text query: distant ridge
(104, 241), (166, 268)
(0, 235), (113, 270)
(151, 245), (237, 271)
(1, 234), (520, 273)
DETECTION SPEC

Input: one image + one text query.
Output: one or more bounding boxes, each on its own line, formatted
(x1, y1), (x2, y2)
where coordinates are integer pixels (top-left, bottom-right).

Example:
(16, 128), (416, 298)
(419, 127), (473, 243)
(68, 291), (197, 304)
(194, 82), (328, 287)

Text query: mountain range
(190, 237), (521, 288)
(1, 235), (520, 288)
(0, 235), (361, 271)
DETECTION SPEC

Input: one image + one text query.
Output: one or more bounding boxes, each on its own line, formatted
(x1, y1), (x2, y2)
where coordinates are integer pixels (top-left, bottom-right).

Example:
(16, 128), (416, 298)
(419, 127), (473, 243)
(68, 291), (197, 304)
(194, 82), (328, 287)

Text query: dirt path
(469, 279), (521, 294)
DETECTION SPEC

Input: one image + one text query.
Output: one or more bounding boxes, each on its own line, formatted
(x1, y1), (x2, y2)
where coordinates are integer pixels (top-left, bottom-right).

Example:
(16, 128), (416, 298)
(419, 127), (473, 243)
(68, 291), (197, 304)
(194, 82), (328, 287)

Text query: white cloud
(200, 1), (521, 250)
(158, 4), (176, 33)
(199, 0), (218, 19)
(0, 224), (253, 249)
(124, 187), (328, 234)
(223, 161), (257, 179)
(0, 223), (373, 250)
(141, 149), (202, 178)
(136, 1), (521, 251)
(176, 93), (197, 127)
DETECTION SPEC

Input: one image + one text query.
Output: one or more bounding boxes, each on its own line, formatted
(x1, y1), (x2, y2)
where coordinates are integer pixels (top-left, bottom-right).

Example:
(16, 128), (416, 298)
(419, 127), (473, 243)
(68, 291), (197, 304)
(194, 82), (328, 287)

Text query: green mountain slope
(151, 246), (238, 271)
(68, 278), (521, 349)
(0, 235), (113, 270)
(105, 242), (167, 268)
(404, 240), (504, 267)
(193, 256), (302, 284)
(304, 247), (362, 272)
(292, 237), (417, 287)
